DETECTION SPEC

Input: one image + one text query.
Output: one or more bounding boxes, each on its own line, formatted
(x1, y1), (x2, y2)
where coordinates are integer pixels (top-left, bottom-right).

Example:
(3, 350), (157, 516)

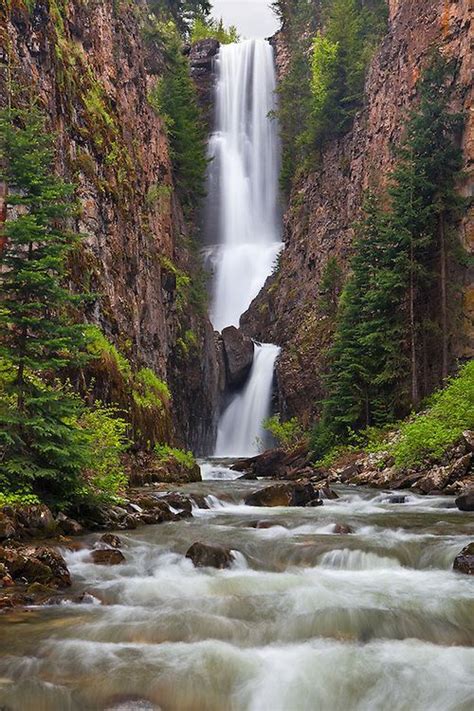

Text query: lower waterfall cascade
(205, 38), (283, 457)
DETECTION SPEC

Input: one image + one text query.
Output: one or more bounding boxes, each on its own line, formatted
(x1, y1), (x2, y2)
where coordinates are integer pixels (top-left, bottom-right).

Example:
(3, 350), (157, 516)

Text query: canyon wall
(0, 0), (219, 452)
(242, 0), (473, 423)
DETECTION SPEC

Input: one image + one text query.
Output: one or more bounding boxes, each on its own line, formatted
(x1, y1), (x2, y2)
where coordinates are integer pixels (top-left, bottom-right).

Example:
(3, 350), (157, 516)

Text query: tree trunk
(439, 213), (448, 381)
(0, 181), (7, 255)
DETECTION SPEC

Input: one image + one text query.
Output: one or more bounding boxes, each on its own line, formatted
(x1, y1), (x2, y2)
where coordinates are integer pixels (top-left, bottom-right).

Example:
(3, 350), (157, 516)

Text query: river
(0, 461), (473, 709)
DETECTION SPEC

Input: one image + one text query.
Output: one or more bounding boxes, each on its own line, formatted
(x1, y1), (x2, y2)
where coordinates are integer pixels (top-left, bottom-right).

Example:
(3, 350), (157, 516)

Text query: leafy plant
(263, 414), (306, 450)
(154, 443), (197, 469)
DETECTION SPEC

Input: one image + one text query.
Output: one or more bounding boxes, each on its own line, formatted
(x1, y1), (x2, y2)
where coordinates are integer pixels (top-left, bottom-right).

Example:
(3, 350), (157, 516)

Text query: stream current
(0, 462), (473, 710)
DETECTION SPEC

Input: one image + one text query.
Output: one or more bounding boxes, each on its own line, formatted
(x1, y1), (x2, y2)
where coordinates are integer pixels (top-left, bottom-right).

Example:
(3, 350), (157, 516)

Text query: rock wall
(0, 0), (219, 452)
(242, 0), (473, 423)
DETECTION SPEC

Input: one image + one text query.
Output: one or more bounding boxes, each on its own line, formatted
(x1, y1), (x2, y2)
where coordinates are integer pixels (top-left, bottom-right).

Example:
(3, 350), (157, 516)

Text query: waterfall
(208, 39), (282, 330)
(206, 39), (282, 457)
(215, 343), (280, 456)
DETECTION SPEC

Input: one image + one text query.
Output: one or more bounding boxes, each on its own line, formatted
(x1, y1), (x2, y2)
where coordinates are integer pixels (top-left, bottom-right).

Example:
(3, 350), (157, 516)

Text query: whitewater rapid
(1, 477), (473, 710)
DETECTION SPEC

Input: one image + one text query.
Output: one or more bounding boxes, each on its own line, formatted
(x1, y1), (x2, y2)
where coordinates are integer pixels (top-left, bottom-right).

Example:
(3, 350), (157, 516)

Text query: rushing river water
(1, 462), (473, 710)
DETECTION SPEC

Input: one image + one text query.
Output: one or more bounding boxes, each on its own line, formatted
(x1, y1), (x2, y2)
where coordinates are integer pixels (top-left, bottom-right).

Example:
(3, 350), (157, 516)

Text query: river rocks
(91, 549), (126, 566)
(453, 542), (474, 574)
(220, 326), (254, 388)
(56, 512), (84, 536)
(0, 504), (58, 541)
(0, 544), (71, 588)
(333, 524), (353, 534)
(386, 495), (407, 504)
(100, 533), (123, 549)
(455, 489), (474, 512)
(244, 481), (321, 507)
(232, 444), (313, 479)
(245, 483), (294, 507)
(127, 451), (202, 486)
(185, 542), (235, 569)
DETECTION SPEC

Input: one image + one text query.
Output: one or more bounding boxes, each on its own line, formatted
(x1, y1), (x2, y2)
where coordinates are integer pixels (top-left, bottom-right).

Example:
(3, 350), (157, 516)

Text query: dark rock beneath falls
(186, 541), (235, 569)
(220, 325), (254, 388)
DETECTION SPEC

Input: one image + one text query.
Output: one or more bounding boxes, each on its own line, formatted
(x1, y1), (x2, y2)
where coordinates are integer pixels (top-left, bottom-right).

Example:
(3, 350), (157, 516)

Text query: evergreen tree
(0, 108), (90, 501)
(313, 50), (464, 455)
(389, 50), (464, 392)
(148, 20), (207, 210)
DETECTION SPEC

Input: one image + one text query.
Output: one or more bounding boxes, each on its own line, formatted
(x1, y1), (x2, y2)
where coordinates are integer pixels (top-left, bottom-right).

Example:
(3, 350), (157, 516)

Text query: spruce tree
(0, 107), (90, 502)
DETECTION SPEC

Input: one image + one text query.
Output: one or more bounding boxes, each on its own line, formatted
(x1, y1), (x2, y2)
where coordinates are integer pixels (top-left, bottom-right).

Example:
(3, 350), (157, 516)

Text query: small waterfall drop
(206, 38), (282, 457)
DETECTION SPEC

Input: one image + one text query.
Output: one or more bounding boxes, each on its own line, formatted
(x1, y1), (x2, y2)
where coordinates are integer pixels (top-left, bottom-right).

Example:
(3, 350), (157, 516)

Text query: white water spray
(206, 39), (282, 456)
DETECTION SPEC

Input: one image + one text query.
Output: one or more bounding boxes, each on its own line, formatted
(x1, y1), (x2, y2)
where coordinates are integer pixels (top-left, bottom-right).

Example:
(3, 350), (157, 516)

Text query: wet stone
(185, 542), (235, 569)
(91, 549), (126, 566)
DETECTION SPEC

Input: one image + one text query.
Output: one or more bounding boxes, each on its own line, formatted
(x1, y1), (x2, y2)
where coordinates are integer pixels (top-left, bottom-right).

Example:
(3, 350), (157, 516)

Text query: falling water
(208, 39), (282, 331)
(215, 343), (280, 456)
(205, 39), (282, 456)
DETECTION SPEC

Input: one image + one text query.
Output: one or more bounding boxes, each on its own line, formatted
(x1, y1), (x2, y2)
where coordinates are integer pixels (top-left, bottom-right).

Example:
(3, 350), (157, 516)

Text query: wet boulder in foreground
(455, 489), (474, 512)
(453, 542), (474, 575)
(186, 541), (235, 569)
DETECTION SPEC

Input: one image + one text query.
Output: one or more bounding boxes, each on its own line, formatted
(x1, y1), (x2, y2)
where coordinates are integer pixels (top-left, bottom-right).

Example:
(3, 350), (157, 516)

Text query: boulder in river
(91, 549), (126, 566)
(333, 523), (353, 534)
(100, 533), (123, 549)
(453, 542), (474, 575)
(245, 481), (320, 507)
(220, 325), (254, 388)
(455, 489), (474, 512)
(186, 541), (235, 569)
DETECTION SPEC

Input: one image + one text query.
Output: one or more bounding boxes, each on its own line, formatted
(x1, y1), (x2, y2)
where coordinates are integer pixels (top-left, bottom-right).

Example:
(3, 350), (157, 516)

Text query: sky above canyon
(211, 0), (280, 38)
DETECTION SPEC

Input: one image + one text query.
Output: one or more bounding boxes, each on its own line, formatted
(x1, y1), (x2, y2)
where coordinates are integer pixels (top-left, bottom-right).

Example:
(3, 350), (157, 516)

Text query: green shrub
(132, 368), (170, 411)
(390, 361), (474, 469)
(85, 325), (132, 380)
(154, 443), (196, 469)
(264, 414), (306, 450)
(79, 404), (129, 503)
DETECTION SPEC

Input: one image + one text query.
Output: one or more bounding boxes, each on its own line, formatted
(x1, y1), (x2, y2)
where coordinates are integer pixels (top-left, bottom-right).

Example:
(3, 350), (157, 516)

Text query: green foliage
(79, 404), (129, 503)
(147, 0), (211, 33)
(154, 443), (196, 469)
(132, 368), (170, 411)
(85, 325), (132, 380)
(390, 361), (474, 469)
(147, 20), (207, 209)
(316, 51), (465, 454)
(264, 414), (306, 450)
(0, 107), (93, 502)
(190, 16), (239, 44)
(277, 0), (387, 190)
(0, 491), (40, 506)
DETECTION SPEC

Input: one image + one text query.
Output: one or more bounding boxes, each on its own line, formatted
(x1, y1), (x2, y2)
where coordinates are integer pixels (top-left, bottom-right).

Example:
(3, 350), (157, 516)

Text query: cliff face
(1, 0), (219, 452)
(242, 0), (473, 424)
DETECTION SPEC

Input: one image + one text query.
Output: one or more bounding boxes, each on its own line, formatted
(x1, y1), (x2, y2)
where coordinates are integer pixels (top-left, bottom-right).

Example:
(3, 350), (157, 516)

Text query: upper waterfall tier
(206, 39), (282, 332)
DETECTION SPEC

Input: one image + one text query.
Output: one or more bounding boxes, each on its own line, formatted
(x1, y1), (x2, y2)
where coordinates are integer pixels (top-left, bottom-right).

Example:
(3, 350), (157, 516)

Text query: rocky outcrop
(188, 38), (219, 129)
(1, 0), (219, 453)
(242, 0), (473, 422)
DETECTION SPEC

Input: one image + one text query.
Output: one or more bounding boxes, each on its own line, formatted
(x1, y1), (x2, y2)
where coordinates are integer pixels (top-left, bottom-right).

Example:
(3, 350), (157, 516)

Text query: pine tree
(390, 49), (464, 393)
(0, 107), (91, 501)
